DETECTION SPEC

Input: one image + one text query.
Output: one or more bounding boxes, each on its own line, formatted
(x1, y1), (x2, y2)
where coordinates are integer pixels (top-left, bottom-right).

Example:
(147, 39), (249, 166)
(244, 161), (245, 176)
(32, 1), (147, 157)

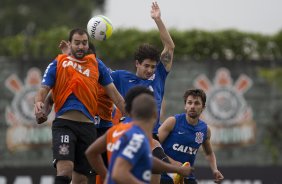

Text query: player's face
(184, 95), (205, 119)
(135, 59), (157, 79)
(70, 33), (89, 59)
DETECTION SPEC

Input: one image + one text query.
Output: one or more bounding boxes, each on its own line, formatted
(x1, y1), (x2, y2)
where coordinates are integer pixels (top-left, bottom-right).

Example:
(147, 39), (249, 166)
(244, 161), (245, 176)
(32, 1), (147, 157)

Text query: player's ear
(135, 60), (139, 67)
(200, 105), (206, 113)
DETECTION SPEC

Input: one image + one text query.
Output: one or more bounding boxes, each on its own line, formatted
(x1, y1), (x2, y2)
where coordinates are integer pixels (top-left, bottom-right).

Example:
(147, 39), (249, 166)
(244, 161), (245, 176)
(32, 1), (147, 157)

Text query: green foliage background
(1, 26), (282, 62)
(0, 0), (104, 36)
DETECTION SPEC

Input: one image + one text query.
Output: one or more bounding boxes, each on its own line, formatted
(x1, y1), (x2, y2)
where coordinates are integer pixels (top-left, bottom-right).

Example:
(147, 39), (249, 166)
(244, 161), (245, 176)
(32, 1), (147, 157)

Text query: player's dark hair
(134, 43), (160, 64)
(124, 86), (154, 114)
(183, 89), (206, 107)
(131, 94), (157, 120)
(68, 28), (90, 42)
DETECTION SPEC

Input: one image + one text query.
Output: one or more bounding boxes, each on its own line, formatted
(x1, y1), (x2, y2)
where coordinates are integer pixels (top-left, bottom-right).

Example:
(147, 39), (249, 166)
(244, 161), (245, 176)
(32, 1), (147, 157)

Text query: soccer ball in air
(87, 15), (113, 41)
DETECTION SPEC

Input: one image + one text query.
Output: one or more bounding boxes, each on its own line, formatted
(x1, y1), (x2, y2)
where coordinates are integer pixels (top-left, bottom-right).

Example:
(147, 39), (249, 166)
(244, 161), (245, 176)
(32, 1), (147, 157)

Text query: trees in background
(1, 28), (282, 63)
(0, 0), (106, 36)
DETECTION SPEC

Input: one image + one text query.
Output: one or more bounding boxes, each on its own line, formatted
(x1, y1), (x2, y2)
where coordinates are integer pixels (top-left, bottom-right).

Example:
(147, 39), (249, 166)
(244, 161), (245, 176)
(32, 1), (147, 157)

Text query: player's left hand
(177, 165), (194, 177)
(36, 113), (48, 124)
(213, 170), (224, 183)
(34, 102), (47, 124)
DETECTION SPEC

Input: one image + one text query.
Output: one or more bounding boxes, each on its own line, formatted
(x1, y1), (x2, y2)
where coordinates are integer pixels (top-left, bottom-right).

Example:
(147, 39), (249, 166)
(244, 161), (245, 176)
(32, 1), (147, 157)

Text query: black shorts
(52, 118), (97, 176)
(97, 126), (110, 137)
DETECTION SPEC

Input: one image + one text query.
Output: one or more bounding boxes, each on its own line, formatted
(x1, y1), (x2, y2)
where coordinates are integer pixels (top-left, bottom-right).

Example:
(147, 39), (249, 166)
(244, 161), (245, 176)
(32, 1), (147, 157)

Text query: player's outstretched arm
(152, 157), (193, 176)
(104, 83), (126, 115)
(34, 86), (50, 124)
(202, 127), (224, 183)
(36, 91), (54, 124)
(151, 1), (175, 72)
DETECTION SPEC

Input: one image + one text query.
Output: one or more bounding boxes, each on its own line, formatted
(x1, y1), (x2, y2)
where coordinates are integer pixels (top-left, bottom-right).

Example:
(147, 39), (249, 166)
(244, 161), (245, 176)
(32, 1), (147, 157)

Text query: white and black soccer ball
(87, 15), (113, 41)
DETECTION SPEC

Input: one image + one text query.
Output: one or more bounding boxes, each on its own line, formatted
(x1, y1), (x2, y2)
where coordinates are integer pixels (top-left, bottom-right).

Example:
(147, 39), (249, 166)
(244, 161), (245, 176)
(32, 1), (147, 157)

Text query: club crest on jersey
(59, 144), (69, 155)
(195, 132), (204, 144)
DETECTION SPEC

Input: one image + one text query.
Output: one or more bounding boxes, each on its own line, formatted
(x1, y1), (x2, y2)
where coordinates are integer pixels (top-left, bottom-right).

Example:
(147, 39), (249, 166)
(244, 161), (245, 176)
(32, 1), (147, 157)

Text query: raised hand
(151, 1), (161, 20)
(59, 40), (70, 55)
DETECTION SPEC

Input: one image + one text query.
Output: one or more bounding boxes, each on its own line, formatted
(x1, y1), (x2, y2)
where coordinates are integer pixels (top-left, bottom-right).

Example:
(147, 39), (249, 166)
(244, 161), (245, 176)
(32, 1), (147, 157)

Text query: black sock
(54, 176), (71, 184)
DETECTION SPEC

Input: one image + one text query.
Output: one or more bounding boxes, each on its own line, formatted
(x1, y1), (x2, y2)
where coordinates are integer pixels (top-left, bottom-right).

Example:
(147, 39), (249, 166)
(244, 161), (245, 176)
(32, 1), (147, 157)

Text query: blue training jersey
(111, 62), (169, 133)
(161, 113), (208, 181)
(42, 58), (113, 122)
(106, 125), (152, 184)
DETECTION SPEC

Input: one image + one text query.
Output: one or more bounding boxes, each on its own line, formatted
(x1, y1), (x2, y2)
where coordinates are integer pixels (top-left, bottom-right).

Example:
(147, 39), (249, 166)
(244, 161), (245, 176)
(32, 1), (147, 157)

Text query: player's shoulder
(198, 118), (206, 123)
(127, 125), (146, 136)
(53, 54), (65, 65)
(111, 70), (137, 82)
(123, 128), (146, 145)
(113, 70), (134, 76)
(49, 59), (58, 66)
(198, 119), (208, 127)
(44, 59), (58, 73)
(56, 54), (68, 60)
(96, 58), (106, 67)
(172, 113), (185, 123)
(117, 122), (133, 131)
(108, 123), (132, 135)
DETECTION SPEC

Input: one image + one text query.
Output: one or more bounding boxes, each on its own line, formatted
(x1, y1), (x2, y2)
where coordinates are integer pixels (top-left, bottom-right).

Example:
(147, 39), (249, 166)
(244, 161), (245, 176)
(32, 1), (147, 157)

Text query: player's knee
(54, 176), (71, 184)
(152, 146), (170, 163)
(55, 160), (73, 177)
(72, 171), (88, 184)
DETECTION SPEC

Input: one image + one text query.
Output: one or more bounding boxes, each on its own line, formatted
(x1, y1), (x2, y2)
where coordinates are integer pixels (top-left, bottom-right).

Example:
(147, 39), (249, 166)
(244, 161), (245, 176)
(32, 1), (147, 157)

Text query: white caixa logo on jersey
(5, 68), (54, 152)
(194, 67), (256, 147)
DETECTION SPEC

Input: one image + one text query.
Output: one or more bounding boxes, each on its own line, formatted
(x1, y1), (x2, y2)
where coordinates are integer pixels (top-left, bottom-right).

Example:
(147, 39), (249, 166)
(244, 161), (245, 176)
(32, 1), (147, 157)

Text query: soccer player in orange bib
(34, 28), (125, 184)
